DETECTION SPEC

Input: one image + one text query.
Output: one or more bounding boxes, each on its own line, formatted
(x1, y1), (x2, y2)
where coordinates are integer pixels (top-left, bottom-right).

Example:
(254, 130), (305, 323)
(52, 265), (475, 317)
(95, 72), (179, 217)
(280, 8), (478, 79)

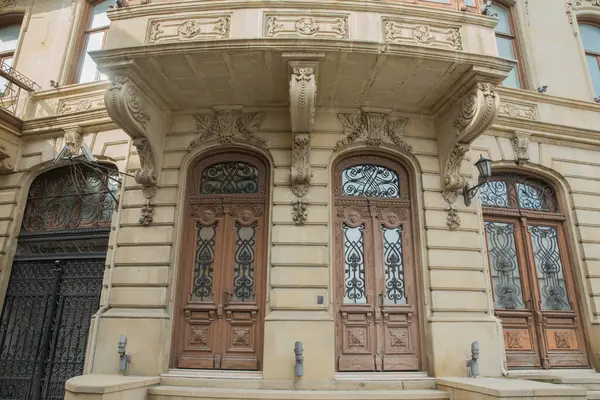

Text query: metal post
(294, 341), (304, 378)
(466, 340), (480, 378)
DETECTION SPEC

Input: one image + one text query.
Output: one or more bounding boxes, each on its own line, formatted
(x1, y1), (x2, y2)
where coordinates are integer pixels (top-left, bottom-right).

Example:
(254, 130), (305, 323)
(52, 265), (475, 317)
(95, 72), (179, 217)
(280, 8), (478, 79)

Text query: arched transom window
(480, 172), (589, 369)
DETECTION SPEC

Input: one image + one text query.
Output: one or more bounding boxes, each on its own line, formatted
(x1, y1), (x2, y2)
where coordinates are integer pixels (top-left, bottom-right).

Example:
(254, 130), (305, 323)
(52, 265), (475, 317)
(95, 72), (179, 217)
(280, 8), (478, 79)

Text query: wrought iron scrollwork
(200, 161), (259, 194)
(382, 225), (406, 305)
(343, 223), (366, 304)
(232, 222), (256, 302)
(342, 164), (400, 198)
(193, 222), (217, 301)
(479, 173), (558, 212)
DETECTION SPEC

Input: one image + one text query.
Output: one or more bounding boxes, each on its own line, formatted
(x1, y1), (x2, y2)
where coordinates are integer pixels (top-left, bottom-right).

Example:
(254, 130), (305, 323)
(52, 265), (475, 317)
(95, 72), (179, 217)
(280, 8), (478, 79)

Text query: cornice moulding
(497, 87), (600, 113)
(21, 111), (114, 136)
(30, 81), (109, 101)
(106, 0), (498, 28)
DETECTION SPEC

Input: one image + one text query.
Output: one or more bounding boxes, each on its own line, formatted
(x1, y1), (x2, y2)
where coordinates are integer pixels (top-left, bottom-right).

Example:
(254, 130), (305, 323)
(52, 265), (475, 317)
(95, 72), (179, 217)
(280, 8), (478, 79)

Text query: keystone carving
(63, 126), (83, 157)
(188, 109), (266, 151)
(511, 132), (530, 164)
(289, 61), (317, 198)
(105, 74), (162, 226)
(436, 80), (500, 229)
(335, 110), (411, 152)
(0, 143), (14, 172)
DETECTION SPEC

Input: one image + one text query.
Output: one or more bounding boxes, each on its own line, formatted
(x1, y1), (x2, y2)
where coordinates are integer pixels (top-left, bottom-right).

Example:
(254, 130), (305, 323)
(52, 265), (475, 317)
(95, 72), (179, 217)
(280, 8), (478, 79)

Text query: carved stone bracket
(436, 80), (500, 229)
(105, 74), (163, 226)
(0, 142), (14, 172)
(335, 109), (412, 152)
(289, 61), (317, 198)
(511, 132), (531, 165)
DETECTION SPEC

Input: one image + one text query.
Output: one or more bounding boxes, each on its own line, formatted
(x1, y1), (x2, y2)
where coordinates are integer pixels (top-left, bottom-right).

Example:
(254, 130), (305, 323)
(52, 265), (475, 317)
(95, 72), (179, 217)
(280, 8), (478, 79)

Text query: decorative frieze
(147, 15), (230, 44)
(265, 14), (348, 39)
(188, 109), (266, 151)
(57, 95), (105, 115)
(498, 101), (538, 121)
(384, 20), (463, 50)
(335, 110), (411, 152)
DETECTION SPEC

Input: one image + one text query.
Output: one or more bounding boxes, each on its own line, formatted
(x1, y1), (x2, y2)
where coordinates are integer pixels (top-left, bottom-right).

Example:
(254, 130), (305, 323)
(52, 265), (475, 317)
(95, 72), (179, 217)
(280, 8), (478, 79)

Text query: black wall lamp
(463, 155), (493, 206)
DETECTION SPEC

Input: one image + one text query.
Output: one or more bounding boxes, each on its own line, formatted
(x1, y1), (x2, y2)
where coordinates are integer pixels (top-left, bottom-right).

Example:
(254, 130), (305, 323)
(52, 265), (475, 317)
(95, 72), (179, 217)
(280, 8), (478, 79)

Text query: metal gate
(0, 230), (109, 400)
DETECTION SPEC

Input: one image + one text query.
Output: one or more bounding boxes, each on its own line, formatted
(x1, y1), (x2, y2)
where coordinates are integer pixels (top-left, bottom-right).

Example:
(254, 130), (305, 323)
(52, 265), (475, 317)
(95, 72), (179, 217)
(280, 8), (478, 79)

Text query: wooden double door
(333, 156), (423, 372)
(482, 173), (589, 369)
(174, 152), (268, 370)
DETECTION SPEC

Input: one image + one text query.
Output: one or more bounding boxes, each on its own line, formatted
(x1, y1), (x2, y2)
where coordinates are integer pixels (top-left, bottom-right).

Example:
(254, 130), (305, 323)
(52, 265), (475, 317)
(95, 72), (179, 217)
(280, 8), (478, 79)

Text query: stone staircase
(147, 371), (450, 400)
(510, 369), (600, 399)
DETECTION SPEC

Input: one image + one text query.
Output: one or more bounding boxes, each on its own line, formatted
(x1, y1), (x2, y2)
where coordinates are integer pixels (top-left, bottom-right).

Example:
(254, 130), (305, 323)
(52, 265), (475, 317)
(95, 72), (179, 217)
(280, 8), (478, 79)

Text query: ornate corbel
(437, 81), (500, 229)
(105, 74), (160, 225)
(511, 131), (530, 164)
(289, 61), (317, 200)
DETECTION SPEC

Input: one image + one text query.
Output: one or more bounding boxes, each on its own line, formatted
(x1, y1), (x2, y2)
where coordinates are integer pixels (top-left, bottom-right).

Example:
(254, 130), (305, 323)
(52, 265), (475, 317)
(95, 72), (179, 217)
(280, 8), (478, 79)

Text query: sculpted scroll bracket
(105, 74), (160, 226)
(289, 60), (318, 198)
(438, 81), (500, 230)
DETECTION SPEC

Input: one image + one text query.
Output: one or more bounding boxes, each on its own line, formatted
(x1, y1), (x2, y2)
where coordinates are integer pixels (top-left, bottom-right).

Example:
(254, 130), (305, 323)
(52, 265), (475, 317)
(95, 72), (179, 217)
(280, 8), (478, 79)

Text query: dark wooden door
(482, 173), (589, 369)
(333, 156), (422, 372)
(174, 152), (268, 370)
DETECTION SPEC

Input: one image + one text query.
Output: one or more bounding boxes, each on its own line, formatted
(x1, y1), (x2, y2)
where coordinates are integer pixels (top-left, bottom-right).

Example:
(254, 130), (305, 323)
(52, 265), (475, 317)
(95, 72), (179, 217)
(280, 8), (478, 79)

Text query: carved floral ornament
(566, 0), (600, 28)
(511, 132), (530, 164)
(188, 110), (266, 151)
(335, 110), (412, 153)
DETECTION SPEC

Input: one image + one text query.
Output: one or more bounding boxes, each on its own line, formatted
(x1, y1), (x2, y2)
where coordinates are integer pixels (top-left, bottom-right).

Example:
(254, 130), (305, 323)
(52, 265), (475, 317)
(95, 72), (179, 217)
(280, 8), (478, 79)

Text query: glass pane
(517, 182), (552, 211)
(192, 222), (217, 302)
(89, 0), (112, 29)
(342, 164), (400, 198)
(382, 225), (406, 305)
(580, 24), (600, 54)
(78, 31), (105, 83)
(479, 180), (510, 208)
(232, 222), (256, 302)
(502, 67), (521, 89)
(497, 36), (516, 60)
(529, 226), (570, 311)
(0, 57), (13, 95)
(485, 222), (525, 310)
(343, 223), (366, 304)
(490, 5), (512, 35)
(586, 55), (600, 97)
(200, 161), (259, 194)
(464, 0), (475, 6)
(422, 0), (451, 3)
(0, 25), (20, 53)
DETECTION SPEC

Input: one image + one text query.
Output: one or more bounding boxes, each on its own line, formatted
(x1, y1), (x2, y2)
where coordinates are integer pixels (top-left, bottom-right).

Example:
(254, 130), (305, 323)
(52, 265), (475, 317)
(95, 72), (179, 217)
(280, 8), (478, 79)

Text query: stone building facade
(0, 0), (600, 399)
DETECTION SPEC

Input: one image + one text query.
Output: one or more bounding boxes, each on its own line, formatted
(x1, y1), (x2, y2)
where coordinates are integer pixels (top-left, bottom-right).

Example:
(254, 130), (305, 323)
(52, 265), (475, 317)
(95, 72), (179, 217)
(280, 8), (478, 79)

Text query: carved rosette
(105, 75), (161, 226)
(292, 199), (308, 225)
(289, 61), (317, 198)
(437, 80), (500, 229)
(335, 110), (411, 152)
(511, 132), (530, 164)
(188, 109), (266, 151)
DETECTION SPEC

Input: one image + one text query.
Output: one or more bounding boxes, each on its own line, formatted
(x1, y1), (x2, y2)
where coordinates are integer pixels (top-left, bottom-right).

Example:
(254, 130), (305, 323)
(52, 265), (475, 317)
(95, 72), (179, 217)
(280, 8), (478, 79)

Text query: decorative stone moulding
(498, 100), (538, 121)
(384, 19), (463, 51)
(104, 74), (164, 226)
(335, 109), (412, 153)
(511, 131), (531, 164)
(436, 79), (500, 229)
(63, 126), (83, 156)
(57, 94), (105, 115)
(188, 108), (266, 151)
(567, 0), (600, 28)
(289, 60), (318, 199)
(0, 0), (16, 8)
(265, 14), (348, 39)
(0, 139), (17, 173)
(147, 15), (231, 43)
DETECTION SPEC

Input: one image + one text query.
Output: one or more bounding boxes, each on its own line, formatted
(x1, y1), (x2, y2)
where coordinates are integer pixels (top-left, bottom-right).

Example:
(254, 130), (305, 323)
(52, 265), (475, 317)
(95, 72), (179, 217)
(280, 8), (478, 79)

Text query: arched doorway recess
(481, 172), (590, 369)
(173, 149), (269, 370)
(0, 163), (119, 399)
(333, 153), (425, 372)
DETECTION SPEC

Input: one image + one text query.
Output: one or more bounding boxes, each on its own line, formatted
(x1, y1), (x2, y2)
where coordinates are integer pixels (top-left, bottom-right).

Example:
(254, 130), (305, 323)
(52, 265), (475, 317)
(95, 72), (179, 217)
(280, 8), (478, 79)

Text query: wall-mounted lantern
(463, 155), (492, 206)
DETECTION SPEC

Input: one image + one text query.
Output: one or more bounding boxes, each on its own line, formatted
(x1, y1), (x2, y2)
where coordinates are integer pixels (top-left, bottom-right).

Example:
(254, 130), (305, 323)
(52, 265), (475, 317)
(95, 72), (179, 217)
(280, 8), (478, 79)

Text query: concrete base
(437, 377), (587, 400)
(64, 374), (160, 400)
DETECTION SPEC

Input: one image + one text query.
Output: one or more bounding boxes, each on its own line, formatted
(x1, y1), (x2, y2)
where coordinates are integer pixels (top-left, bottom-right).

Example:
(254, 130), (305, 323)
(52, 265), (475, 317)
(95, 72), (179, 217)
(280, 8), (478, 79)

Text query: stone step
(587, 391), (600, 400)
(147, 386), (450, 400)
(161, 371), (436, 391)
(512, 370), (600, 391)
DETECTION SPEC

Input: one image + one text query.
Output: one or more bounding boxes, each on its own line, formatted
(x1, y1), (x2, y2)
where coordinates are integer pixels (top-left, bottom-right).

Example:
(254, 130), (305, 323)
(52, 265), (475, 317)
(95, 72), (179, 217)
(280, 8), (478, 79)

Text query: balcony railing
(0, 62), (41, 115)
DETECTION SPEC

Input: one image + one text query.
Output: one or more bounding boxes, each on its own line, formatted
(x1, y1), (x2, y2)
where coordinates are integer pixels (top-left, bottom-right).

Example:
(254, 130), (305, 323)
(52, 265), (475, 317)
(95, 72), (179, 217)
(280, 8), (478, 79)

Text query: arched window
(332, 154), (424, 372)
(579, 23), (600, 97)
(0, 164), (119, 400)
(481, 172), (589, 369)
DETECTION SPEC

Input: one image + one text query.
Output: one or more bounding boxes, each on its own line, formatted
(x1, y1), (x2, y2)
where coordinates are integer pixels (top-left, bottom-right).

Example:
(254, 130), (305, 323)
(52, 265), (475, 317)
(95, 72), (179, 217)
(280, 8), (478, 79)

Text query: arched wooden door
(0, 164), (119, 400)
(481, 172), (590, 369)
(174, 151), (269, 370)
(333, 155), (423, 372)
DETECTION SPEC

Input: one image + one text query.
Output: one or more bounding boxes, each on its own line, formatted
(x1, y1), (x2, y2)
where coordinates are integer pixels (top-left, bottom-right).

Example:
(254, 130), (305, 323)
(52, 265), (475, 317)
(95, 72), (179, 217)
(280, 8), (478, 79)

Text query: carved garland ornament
(289, 62), (317, 198)
(188, 110), (266, 151)
(335, 111), (412, 152)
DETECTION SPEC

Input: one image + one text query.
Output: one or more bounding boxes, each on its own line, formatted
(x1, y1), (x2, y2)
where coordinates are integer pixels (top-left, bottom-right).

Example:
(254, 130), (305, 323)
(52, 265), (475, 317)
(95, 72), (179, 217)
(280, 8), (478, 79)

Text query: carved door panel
(174, 154), (268, 370)
(481, 173), (590, 370)
(334, 158), (424, 372)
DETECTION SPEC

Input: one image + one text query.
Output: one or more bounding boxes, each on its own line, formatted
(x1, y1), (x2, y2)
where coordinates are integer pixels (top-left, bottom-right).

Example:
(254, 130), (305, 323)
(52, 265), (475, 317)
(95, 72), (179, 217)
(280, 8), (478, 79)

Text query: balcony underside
(93, 38), (512, 114)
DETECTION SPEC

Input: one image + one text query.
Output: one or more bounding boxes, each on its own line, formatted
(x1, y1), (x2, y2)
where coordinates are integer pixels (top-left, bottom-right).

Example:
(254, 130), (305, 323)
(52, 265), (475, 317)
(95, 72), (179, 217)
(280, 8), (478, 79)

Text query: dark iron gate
(0, 229), (108, 400)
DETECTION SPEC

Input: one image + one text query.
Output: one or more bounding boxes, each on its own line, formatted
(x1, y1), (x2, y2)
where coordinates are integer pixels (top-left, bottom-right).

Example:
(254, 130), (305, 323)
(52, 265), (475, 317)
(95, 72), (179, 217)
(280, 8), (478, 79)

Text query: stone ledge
(437, 377), (587, 398)
(65, 374), (160, 394)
